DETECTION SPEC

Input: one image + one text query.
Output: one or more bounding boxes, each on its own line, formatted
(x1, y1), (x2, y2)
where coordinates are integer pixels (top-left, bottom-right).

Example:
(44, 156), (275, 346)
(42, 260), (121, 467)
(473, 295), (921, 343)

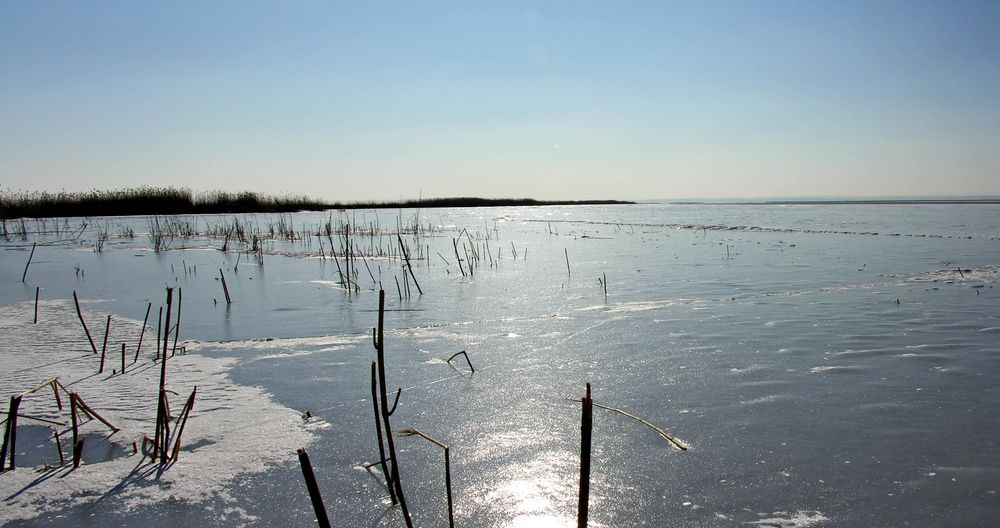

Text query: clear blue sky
(2, 1), (999, 201)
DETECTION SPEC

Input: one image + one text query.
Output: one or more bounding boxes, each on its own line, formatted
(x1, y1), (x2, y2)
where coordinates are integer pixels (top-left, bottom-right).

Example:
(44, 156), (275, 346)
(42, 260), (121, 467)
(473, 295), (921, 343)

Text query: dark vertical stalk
(70, 393), (82, 468)
(578, 383), (592, 528)
(376, 290), (413, 527)
(219, 269), (232, 305)
(397, 234), (422, 294)
(134, 302), (151, 363)
(1, 395), (23, 471)
(99, 315), (110, 373)
(445, 446), (454, 528)
(170, 387), (197, 460)
(156, 306), (163, 359)
(297, 448), (332, 528)
(53, 428), (64, 466)
(154, 288), (173, 463)
(33, 286), (39, 324)
(21, 242), (35, 283)
(120, 343), (126, 374)
(371, 361), (396, 504)
(565, 248), (572, 279)
(172, 288), (182, 356)
(72, 291), (98, 355)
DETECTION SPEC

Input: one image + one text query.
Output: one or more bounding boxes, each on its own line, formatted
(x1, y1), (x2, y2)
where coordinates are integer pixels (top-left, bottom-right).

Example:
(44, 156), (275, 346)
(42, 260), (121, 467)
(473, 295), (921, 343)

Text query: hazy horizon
(3, 2), (1000, 200)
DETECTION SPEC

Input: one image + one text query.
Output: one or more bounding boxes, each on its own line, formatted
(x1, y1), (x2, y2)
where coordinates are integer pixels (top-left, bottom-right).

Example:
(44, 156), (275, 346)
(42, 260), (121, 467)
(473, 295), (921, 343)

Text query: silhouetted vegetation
(1, 187), (633, 219)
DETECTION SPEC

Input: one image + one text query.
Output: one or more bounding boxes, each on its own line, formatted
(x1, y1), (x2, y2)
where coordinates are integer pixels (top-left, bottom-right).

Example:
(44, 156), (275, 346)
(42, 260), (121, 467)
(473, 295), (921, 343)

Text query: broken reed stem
(33, 286), (39, 324)
(121, 343), (126, 374)
(453, 238), (466, 277)
(446, 350), (476, 373)
(72, 291), (99, 355)
(0, 395), (23, 471)
(603, 272), (607, 296)
(398, 428), (455, 528)
(70, 393), (81, 468)
(375, 290), (413, 527)
(578, 383), (592, 528)
(135, 302), (151, 363)
(73, 394), (118, 433)
(219, 269), (232, 305)
(169, 387), (196, 460)
(156, 306), (163, 359)
(99, 315), (110, 374)
(565, 248), (572, 278)
(397, 234), (422, 295)
(53, 428), (65, 466)
(154, 288), (173, 463)
(297, 448), (332, 528)
(172, 288), (182, 356)
(589, 401), (688, 451)
(21, 242), (36, 283)
(371, 361), (397, 504)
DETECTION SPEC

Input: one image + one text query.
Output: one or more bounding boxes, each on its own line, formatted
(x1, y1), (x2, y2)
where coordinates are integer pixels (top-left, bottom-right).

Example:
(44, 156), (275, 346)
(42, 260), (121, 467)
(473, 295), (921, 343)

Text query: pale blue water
(2, 202), (999, 526)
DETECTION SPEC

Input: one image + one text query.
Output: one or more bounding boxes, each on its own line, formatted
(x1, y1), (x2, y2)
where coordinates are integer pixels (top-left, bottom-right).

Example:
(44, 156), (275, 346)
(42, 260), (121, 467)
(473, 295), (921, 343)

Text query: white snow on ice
(0, 301), (318, 524)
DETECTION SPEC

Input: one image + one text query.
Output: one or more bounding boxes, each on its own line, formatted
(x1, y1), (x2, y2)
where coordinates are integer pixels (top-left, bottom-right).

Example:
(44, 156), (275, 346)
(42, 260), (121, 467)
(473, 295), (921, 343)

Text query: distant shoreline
(0, 188), (634, 219)
(665, 199), (1000, 205)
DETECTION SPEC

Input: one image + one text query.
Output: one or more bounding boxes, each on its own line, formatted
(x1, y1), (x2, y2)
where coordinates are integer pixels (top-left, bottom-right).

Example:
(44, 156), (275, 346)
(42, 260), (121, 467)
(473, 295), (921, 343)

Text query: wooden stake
(72, 291), (99, 355)
(578, 383), (592, 528)
(297, 448), (332, 528)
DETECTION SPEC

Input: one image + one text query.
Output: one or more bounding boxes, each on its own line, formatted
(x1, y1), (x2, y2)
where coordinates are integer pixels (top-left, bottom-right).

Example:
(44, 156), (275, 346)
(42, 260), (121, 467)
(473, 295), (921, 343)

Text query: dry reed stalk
(120, 343), (126, 374)
(578, 383), (592, 528)
(156, 306), (163, 359)
(99, 315), (111, 374)
(172, 288), (182, 356)
(0, 395), (23, 471)
(452, 238), (466, 276)
(397, 234), (423, 294)
(70, 393), (81, 468)
(52, 428), (64, 465)
(21, 242), (35, 283)
(446, 351), (476, 373)
(169, 387), (196, 460)
(134, 302), (151, 363)
(565, 248), (572, 278)
(73, 395), (118, 433)
(398, 428), (455, 528)
(375, 290), (413, 527)
(72, 291), (99, 355)
(297, 448), (332, 528)
(219, 269), (232, 305)
(154, 288), (173, 462)
(371, 361), (396, 503)
(33, 286), (39, 324)
(590, 402), (687, 451)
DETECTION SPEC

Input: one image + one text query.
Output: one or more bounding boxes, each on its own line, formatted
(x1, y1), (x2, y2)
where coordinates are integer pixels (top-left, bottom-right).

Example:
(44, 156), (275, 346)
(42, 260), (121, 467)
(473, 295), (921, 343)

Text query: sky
(2, 1), (1000, 201)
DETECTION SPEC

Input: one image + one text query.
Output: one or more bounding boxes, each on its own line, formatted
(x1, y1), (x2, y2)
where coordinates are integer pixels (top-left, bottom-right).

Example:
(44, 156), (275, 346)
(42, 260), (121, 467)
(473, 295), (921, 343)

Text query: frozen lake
(2, 202), (999, 527)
